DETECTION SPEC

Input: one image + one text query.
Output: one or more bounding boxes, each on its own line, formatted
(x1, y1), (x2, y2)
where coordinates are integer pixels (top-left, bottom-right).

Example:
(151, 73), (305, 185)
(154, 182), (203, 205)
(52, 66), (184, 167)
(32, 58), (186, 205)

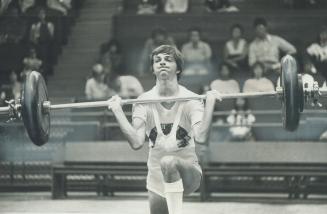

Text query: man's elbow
(130, 141), (143, 150)
(194, 135), (208, 145)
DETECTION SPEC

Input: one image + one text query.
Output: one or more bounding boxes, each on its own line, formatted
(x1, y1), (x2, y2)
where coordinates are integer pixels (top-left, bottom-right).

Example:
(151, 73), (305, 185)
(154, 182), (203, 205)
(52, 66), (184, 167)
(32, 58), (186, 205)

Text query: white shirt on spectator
(210, 79), (240, 94)
(307, 43), (327, 62)
(117, 75), (144, 98)
(248, 34), (296, 66)
(164, 0), (188, 13)
(243, 78), (275, 92)
(85, 78), (110, 100)
(182, 41), (212, 63)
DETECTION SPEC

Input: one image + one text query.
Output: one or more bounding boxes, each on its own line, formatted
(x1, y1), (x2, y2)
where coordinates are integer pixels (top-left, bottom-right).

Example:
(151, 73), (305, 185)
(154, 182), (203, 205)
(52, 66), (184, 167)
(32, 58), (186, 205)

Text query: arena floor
(0, 192), (327, 214)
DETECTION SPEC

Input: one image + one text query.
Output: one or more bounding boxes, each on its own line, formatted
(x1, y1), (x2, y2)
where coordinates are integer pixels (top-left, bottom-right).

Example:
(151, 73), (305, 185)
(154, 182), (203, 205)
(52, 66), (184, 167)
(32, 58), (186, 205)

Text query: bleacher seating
(52, 141), (148, 198)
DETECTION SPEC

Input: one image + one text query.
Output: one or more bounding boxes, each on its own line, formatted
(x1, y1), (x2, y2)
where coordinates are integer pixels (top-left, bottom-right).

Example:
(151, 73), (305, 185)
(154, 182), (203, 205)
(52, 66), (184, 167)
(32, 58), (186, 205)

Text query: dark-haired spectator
(181, 27), (212, 75)
(163, 0), (189, 13)
(210, 63), (240, 94)
(137, 0), (160, 14)
(85, 64), (116, 101)
(306, 26), (327, 85)
(249, 17), (296, 73)
(226, 98), (255, 141)
(29, 8), (55, 76)
(139, 27), (175, 76)
(223, 24), (248, 71)
(205, 0), (239, 12)
(243, 62), (274, 92)
(23, 47), (43, 72)
(98, 39), (124, 76)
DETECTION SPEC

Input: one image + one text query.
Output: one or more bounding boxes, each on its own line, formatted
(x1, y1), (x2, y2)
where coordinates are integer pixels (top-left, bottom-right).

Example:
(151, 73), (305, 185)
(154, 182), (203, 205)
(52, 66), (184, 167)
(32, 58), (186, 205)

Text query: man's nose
(160, 62), (166, 66)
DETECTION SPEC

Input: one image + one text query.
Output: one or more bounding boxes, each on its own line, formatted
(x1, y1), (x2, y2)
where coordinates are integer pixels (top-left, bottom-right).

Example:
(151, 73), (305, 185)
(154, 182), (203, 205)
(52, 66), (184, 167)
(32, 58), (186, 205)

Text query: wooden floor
(0, 192), (327, 214)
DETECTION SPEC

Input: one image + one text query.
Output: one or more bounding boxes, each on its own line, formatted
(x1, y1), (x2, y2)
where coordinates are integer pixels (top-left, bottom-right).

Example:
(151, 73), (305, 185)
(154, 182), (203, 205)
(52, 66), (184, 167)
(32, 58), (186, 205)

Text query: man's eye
(154, 58), (161, 63)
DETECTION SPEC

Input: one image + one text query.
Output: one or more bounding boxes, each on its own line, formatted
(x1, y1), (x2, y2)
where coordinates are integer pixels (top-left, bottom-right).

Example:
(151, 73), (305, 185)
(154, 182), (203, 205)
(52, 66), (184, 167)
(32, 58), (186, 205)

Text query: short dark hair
(230, 24), (244, 34)
(253, 17), (267, 28)
(150, 45), (184, 80)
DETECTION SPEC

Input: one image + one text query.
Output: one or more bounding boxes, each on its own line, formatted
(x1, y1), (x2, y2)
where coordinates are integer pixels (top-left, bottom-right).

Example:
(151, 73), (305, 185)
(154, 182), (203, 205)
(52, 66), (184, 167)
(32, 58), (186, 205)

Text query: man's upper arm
(277, 36), (296, 54)
(132, 117), (146, 144)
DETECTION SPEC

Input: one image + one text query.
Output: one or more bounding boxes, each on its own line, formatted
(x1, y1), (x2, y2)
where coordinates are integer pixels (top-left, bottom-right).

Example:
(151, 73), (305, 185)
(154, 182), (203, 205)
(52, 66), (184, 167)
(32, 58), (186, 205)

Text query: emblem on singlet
(148, 124), (191, 148)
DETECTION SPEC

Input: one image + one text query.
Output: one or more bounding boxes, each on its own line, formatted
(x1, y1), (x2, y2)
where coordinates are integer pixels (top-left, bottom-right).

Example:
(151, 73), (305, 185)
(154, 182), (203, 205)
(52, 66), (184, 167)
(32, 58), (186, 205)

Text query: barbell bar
(46, 91), (279, 110)
(0, 55), (323, 147)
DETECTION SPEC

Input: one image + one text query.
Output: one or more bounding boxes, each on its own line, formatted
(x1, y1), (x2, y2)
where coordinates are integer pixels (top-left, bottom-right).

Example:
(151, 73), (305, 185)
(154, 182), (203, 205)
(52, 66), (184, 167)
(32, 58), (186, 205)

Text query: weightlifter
(108, 45), (220, 214)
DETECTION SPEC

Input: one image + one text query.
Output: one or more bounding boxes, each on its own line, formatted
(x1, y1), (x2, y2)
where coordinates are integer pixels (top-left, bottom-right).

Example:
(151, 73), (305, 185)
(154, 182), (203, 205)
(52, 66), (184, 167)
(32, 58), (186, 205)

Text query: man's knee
(160, 156), (181, 181)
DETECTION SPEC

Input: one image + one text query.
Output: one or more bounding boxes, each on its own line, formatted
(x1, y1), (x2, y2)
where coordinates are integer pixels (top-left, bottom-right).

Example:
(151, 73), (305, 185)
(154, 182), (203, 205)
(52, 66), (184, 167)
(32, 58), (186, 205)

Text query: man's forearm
(111, 109), (144, 150)
(195, 100), (216, 144)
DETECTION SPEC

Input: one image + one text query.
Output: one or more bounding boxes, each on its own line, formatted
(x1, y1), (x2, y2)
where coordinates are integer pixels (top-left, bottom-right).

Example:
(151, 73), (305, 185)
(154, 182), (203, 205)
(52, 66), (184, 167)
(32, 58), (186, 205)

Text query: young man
(108, 45), (220, 214)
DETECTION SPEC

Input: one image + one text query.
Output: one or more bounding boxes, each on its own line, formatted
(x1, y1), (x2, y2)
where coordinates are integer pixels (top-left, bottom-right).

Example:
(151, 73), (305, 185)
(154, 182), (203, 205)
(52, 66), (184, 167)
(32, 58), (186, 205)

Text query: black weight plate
(21, 71), (50, 146)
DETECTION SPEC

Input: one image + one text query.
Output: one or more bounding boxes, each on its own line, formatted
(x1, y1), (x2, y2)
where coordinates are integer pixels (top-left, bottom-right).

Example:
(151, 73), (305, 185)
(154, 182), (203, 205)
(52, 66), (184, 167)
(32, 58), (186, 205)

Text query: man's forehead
(154, 53), (173, 58)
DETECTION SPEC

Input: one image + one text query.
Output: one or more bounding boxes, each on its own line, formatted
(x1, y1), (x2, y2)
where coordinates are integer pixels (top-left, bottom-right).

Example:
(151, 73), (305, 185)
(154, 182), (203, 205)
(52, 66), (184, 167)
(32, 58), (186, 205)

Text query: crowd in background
(1, 0), (327, 141)
(0, 0), (83, 104)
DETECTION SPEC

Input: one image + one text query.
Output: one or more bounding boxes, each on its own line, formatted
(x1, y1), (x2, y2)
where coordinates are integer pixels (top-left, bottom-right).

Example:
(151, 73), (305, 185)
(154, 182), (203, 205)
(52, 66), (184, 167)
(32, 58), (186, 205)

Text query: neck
(156, 78), (179, 97)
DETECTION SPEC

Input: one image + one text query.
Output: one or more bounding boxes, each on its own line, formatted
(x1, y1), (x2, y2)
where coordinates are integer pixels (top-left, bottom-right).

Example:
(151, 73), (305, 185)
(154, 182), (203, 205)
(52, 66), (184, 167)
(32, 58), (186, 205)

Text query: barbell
(0, 55), (326, 146)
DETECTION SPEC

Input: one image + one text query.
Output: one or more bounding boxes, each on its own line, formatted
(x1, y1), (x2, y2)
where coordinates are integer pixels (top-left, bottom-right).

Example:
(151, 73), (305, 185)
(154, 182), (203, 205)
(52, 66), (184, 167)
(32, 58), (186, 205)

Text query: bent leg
(149, 190), (169, 214)
(160, 155), (202, 194)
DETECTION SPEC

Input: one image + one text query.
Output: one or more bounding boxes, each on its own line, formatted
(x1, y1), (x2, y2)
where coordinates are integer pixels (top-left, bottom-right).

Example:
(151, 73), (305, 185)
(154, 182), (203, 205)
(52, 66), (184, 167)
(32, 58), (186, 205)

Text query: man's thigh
(148, 190), (168, 214)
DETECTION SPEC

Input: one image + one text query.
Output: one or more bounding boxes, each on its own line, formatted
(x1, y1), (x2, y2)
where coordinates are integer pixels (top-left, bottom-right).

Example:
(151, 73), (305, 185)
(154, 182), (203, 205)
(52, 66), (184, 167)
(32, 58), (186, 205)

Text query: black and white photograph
(1, 0), (327, 213)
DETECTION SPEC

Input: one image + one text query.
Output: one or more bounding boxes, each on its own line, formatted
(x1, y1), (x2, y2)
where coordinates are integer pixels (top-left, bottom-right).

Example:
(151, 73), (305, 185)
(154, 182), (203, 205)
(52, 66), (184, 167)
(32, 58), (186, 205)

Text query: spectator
(85, 64), (116, 101)
(19, 0), (35, 13)
(98, 39), (124, 76)
(205, 0), (239, 12)
(29, 8), (55, 76)
(47, 0), (71, 16)
(137, 0), (159, 14)
(210, 63), (240, 94)
(226, 98), (255, 141)
(306, 26), (327, 85)
(223, 24), (248, 71)
(243, 62), (275, 92)
(163, 0), (189, 13)
(248, 17), (297, 73)
(181, 27), (212, 75)
(23, 47), (43, 73)
(1, 71), (22, 102)
(115, 75), (144, 99)
(139, 27), (175, 76)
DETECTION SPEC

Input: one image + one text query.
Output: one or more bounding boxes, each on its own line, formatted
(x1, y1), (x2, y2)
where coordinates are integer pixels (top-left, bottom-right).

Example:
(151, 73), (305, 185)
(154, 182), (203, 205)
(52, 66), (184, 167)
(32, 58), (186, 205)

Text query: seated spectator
(243, 62), (275, 92)
(98, 39), (124, 76)
(19, 0), (35, 13)
(248, 17), (297, 73)
(205, 0), (239, 12)
(23, 47), (43, 73)
(29, 8), (55, 76)
(223, 24), (248, 71)
(139, 27), (175, 76)
(137, 0), (159, 14)
(210, 63), (240, 94)
(1, 71), (22, 102)
(306, 26), (327, 85)
(181, 27), (212, 75)
(163, 0), (188, 13)
(115, 75), (144, 99)
(226, 98), (255, 141)
(85, 64), (116, 101)
(277, 70), (315, 91)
